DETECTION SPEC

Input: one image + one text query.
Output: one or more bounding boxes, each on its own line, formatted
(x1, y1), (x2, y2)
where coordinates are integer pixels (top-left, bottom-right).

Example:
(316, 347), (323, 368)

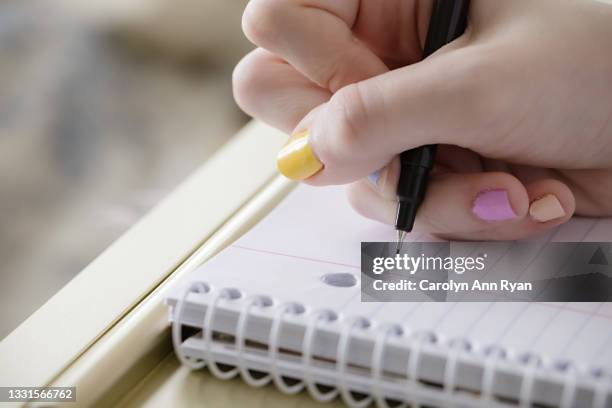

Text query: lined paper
(180, 184), (612, 372)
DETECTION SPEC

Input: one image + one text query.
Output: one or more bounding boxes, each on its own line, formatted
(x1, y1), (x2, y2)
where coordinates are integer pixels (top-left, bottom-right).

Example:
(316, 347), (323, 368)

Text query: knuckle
(231, 51), (267, 115)
(242, 0), (286, 48)
(317, 54), (353, 92)
(316, 83), (370, 167)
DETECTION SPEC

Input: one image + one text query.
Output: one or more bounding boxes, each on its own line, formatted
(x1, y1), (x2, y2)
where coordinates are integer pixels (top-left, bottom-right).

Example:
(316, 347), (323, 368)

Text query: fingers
(455, 178), (575, 240)
(233, 48), (331, 133)
(240, 0), (492, 187)
(451, 179), (575, 240)
(347, 170), (575, 240)
(242, 0), (388, 92)
(282, 46), (498, 184)
(350, 171), (529, 236)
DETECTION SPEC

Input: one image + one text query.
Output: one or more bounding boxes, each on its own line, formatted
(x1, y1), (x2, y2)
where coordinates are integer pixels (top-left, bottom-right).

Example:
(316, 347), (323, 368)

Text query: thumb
(277, 46), (494, 185)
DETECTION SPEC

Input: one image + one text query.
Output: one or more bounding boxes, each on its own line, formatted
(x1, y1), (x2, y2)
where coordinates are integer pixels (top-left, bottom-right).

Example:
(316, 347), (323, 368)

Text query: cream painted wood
(0, 121), (288, 406)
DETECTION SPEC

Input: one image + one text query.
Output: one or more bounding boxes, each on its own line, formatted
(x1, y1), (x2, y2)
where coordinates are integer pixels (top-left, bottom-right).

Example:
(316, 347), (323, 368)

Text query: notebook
(166, 184), (612, 408)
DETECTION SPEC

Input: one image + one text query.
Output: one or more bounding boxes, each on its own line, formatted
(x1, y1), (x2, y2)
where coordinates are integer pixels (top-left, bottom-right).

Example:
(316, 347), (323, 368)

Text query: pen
(395, 0), (470, 253)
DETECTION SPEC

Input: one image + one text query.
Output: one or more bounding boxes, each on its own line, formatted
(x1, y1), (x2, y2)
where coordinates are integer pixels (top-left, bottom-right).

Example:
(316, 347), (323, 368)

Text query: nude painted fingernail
(472, 189), (518, 221)
(276, 130), (323, 180)
(529, 194), (565, 222)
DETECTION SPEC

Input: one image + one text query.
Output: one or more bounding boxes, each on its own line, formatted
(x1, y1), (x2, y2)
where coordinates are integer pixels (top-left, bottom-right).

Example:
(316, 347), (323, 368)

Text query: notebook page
(176, 184), (612, 372)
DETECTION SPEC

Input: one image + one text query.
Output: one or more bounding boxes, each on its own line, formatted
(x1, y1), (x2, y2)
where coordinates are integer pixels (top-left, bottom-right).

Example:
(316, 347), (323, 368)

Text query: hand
(233, 0), (612, 240)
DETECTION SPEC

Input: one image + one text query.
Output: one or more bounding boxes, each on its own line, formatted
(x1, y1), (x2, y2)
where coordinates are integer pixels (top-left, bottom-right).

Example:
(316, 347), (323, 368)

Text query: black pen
(395, 0), (470, 253)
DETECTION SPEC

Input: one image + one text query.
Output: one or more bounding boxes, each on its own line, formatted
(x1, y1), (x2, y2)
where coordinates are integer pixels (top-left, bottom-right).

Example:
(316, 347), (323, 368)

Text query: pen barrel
(424, 0), (470, 57)
(394, 0), (469, 232)
(397, 145), (436, 199)
(395, 145), (436, 231)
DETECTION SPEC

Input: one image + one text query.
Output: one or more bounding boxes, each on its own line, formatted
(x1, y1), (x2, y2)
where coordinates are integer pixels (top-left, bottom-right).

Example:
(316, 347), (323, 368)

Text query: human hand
(233, 0), (612, 240)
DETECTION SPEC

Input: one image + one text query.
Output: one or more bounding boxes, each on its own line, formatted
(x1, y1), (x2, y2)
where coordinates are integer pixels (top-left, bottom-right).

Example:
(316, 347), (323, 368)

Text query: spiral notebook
(166, 184), (612, 408)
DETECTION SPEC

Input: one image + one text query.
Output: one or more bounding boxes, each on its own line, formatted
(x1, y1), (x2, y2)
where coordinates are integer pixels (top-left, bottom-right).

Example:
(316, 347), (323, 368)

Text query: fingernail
(472, 189), (518, 221)
(276, 130), (323, 180)
(529, 194), (565, 222)
(368, 169), (382, 187)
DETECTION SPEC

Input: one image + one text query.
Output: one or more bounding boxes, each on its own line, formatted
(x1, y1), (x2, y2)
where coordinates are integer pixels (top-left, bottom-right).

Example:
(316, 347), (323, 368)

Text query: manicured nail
(472, 189), (517, 222)
(529, 194), (565, 222)
(276, 130), (323, 180)
(368, 169), (382, 187)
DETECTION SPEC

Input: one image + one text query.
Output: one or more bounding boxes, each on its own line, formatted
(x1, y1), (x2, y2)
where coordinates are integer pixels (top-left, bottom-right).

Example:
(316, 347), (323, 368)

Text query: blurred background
(0, 0), (251, 339)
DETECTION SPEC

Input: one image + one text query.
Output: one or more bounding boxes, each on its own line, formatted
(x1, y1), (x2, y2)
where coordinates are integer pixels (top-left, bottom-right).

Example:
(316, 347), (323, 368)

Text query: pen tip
(395, 231), (406, 254)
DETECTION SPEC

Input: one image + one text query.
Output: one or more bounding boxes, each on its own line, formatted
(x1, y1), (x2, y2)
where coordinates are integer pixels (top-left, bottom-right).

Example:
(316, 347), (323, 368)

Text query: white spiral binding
(268, 302), (306, 394)
(236, 295), (273, 387)
(171, 281), (210, 369)
(558, 361), (577, 408)
(593, 368), (610, 408)
(302, 309), (340, 402)
(406, 331), (436, 408)
(443, 338), (471, 408)
(203, 288), (241, 379)
(337, 316), (373, 408)
(480, 345), (506, 407)
(173, 286), (612, 407)
(371, 324), (406, 408)
(518, 353), (540, 408)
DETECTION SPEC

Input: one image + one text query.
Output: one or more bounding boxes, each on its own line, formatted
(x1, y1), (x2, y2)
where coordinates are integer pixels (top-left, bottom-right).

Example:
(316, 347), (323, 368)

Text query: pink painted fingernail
(472, 189), (518, 222)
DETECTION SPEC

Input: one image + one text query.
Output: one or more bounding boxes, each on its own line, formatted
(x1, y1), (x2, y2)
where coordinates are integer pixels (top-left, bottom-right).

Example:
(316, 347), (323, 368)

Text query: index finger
(242, 0), (388, 92)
